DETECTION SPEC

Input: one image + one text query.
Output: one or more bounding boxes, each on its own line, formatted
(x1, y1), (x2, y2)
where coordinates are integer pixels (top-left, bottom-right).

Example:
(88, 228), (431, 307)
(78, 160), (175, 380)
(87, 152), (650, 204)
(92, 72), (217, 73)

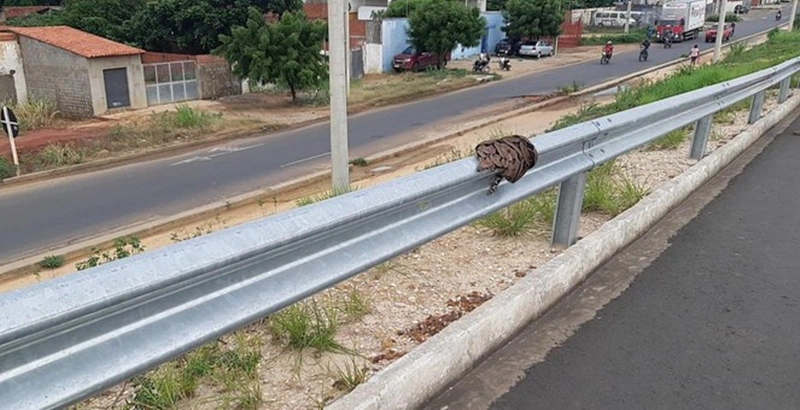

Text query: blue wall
(380, 12), (507, 72)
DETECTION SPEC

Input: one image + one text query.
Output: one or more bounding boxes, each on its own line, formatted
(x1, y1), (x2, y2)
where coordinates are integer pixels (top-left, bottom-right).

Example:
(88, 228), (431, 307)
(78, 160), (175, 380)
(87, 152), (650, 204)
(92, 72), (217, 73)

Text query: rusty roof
(2, 26), (144, 59)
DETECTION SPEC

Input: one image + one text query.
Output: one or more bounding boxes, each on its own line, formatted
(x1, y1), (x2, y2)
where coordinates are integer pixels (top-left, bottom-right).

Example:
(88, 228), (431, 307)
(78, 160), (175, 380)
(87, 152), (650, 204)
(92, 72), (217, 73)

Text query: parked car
(392, 46), (449, 72)
(704, 23), (733, 42)
(734, 3), (750, 13)
(517, 40), (554, 58)
(493, 38), (520, 56)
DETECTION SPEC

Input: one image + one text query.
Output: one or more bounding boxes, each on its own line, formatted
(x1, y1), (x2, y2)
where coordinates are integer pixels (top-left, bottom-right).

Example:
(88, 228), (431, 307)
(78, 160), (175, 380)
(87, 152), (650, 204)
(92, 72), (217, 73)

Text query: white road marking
(170, 144), (265, 166)
(280, 152), (330, 168)
(171, 156), (212, 166)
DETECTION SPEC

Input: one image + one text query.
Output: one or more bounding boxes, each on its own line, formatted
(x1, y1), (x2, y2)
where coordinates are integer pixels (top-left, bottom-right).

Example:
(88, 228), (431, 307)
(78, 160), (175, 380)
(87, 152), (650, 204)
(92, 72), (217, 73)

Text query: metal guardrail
(1, 56), (798, 410)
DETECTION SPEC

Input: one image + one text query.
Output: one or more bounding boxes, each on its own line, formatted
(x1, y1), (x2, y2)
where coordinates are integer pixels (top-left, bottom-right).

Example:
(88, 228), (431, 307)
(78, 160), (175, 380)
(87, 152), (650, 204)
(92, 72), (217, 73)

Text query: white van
(593, 11), (640, 27)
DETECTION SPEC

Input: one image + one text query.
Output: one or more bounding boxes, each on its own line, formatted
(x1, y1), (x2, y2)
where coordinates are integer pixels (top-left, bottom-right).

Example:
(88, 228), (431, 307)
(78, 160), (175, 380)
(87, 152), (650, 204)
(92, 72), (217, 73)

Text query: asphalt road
(424, 109), (800, 410)
(0, 8), (789, 264)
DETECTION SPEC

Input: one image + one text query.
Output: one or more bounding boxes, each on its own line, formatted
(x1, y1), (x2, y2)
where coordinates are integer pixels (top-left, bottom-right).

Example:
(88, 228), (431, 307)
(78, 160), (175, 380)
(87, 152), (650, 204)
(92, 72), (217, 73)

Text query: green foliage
(75, 235), (145, 271)
(502, 0), (564, 41)
(216, 8), (327, 103)
(269, 300), (345, 352)
(583, 161), (649, 216)
(648, 127), (690, 150)
(2, 0), (61, 6)
(705, 13), (741, 22)
(384, 0), (457, 18)
(580, 30), (647, 46)
(0, 157), (14, 180)
(407, 0), (486, 68)
(477, 189), (557, 237)
(549, 30), (800, 132)
(38, 255), (65, 269)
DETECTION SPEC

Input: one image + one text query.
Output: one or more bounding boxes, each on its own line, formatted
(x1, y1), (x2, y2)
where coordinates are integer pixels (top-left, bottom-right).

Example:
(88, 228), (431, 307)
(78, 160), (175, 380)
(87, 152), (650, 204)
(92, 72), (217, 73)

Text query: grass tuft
(647, 127), (690, 151)
(476, 189), (557, 237)
(269, 299), (345, 353)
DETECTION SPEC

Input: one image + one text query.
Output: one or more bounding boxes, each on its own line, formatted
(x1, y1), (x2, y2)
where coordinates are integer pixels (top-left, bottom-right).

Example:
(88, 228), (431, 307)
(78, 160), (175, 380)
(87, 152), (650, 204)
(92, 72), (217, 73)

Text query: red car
(705, 23), (734, 42)
(392, 45), (450, 72)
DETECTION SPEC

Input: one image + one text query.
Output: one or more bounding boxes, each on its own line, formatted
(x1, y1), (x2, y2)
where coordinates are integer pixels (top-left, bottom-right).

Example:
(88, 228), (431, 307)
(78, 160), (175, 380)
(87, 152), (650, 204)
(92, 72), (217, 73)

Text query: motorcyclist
(603, 41), (614, 60)
(641, 38), (651, 51)
(776, 10), (782, 20)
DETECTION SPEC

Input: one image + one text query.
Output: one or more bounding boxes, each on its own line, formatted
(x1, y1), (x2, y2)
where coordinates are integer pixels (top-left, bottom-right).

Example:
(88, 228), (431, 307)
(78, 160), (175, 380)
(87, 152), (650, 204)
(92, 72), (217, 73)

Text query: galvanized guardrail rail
(1, 57), (798, 410)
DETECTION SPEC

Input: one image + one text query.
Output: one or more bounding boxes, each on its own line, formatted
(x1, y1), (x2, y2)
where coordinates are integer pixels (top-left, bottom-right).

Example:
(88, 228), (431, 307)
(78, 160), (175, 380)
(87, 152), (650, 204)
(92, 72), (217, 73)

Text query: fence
(1, 53), (798, 410)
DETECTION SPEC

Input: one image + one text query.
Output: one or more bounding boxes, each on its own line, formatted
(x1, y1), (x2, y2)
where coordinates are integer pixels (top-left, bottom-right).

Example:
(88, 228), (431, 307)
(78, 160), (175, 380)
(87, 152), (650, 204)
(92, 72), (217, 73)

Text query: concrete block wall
(196, 55), (241, 100)
(16, 36), (93, 118)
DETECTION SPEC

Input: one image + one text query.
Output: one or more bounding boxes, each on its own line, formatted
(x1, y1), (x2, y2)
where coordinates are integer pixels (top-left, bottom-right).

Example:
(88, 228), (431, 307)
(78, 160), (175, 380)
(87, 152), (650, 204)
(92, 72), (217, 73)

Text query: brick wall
(17, 37), (93, 118)
(196, 57), (241, 100)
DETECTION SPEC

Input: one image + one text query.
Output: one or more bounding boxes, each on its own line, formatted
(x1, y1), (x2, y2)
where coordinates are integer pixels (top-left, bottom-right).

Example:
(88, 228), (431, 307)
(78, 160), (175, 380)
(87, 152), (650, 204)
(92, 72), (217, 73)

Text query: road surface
(422, 107), (800, 410)
(0, 8), (790, 264)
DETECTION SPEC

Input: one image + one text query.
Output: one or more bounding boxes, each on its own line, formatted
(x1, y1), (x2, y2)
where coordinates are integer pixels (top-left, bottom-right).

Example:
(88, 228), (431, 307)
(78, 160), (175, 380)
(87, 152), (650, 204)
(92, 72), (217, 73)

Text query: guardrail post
(748, 91), (765, 124)
(689, 115), (713, 160)
(778, 78), (791, 103)
(551, 172), (587, 249)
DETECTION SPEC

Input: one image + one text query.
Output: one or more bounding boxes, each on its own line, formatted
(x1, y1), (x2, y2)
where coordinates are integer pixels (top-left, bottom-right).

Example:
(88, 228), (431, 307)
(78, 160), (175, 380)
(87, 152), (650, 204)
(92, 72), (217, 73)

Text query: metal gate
(350, 48), (364, 80)
(103, 68), (131, 109)
(143, 60), (200, 106)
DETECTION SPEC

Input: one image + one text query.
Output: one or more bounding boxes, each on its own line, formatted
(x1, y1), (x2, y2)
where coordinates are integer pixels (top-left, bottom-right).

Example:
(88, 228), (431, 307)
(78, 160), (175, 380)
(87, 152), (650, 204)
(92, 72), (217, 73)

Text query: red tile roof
(2, 26), (144, 59)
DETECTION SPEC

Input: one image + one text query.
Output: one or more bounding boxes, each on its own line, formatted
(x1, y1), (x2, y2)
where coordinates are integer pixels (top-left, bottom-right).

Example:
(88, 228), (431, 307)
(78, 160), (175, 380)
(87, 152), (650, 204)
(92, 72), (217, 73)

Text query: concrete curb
(325, 93), (800, 410)
(0, 24), (782, 282)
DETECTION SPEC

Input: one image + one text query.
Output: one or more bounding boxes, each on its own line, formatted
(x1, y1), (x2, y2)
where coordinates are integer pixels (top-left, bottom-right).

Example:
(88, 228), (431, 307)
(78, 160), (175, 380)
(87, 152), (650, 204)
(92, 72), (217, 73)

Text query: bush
(580, 30), (647, 46)
(0, 157), (14, 180)
(706, 13), (741, 22)
(3, 99), (58, 131)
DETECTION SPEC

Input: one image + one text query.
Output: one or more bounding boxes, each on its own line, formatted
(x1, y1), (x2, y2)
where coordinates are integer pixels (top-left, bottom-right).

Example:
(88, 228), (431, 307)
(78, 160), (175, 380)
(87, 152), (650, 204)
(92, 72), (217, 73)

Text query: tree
(260, 0), (302, 17)
(502, 0), (564, 42)
(406, 0), (486, 68)
(384, 0), (459, 18)
(122, 0), (274, 55)
(215, 7), (327, 103)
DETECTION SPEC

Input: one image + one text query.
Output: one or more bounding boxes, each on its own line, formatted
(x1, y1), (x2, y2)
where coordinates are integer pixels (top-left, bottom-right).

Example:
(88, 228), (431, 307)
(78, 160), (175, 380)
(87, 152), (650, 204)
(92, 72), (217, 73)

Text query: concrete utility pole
(712, 0), (727, 63)
(328, 0), (350, 191)
(789, 0), (798, 32)
(624, 0), (633, 34)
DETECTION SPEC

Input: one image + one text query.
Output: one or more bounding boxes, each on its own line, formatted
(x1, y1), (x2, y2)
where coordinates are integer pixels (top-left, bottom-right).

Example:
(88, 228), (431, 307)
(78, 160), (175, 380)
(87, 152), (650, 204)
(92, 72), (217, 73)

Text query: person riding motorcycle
(776, 10), (782, 20)
(603, 41), (614, 60)
(641, 39), (651, 51)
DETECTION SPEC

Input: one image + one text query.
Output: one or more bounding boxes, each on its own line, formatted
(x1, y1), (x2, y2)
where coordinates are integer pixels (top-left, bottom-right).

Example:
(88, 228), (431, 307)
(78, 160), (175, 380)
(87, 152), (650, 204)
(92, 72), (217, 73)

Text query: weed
(269, 300), (345, 353)
(336, 287), (372, 322)
(38, 255), (64, 269)
(331, 355), (370, 393)
(75, 235), (145, 271)
(556, 81), (583, 95)
(583, 161), (649, 216)
(369, 260), (407, 279)
(2, 98), (58, 131)
(477, 189), (557, 237)
(725, 42), (748, 61)
(25, 144), (87, 171)
(350, 157), (368, 166)
(169, 104), (214, 128)
(422, 148), (471, 170)
(647, 127), (690, 150)
(0, 157), (14, 180)
(295, 184), (359, 207)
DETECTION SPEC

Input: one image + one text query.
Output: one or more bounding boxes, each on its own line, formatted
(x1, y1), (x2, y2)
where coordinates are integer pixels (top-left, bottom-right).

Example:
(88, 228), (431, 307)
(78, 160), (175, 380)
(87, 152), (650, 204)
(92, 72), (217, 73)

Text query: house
(1, 25), (147, 118)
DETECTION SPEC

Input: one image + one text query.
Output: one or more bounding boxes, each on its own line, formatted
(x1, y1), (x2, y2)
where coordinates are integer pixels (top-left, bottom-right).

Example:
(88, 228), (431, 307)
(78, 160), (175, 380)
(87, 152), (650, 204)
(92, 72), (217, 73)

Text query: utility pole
(789, 0), (798, 32)
(624, 0), (633, 34)
(328, 0), (350, 191)
(712, 0), (727, 63)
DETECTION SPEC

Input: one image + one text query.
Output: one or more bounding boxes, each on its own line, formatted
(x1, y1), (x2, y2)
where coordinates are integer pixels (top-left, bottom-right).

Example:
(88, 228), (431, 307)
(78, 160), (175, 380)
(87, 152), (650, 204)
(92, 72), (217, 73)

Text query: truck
(655, 0), (706, 43)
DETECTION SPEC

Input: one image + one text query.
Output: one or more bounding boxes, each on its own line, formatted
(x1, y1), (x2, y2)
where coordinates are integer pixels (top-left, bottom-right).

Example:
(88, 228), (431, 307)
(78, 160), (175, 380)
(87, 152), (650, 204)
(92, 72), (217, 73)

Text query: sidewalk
(424, 110), (800, 410)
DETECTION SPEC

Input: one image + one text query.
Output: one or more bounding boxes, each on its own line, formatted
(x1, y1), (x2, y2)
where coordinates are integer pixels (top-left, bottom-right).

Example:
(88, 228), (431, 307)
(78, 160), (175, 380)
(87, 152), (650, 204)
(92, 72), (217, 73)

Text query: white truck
(655, 0), (706, 42)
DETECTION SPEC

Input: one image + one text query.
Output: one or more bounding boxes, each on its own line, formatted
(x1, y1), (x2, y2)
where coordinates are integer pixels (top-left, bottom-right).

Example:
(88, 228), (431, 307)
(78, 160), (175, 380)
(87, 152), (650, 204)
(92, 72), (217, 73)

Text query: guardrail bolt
(748, 91), (766, 124)
(551, 172), (587, 249)
(690, 115), (714, 160)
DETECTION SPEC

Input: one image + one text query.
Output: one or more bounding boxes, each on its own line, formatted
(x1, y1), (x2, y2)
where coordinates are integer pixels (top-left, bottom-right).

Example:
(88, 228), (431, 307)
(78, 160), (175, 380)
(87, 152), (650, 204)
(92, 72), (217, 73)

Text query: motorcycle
(498, 55), (511, 71)
(473, 56), (491, 73)
(600, 51), (611, 64)
(663, 34), (673, 48)
(639, 45), (649, 62)
(776, 11), (782, 20)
